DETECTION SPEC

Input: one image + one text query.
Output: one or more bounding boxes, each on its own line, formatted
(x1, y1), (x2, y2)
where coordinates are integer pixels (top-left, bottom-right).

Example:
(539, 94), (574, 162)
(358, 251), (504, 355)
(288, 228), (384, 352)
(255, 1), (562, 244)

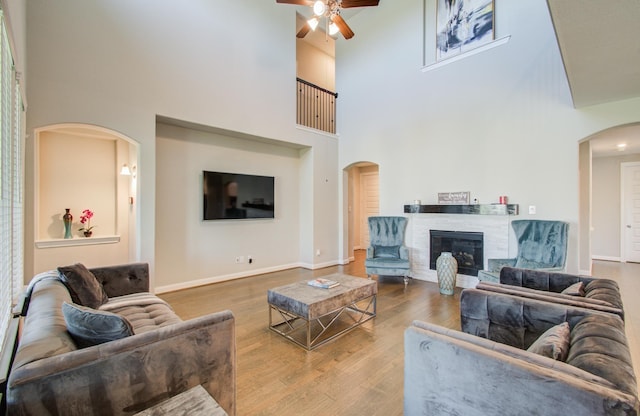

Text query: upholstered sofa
(404, 289), (638, 415)
(477, 266), (625, 318)
(7, 263), (236, 416)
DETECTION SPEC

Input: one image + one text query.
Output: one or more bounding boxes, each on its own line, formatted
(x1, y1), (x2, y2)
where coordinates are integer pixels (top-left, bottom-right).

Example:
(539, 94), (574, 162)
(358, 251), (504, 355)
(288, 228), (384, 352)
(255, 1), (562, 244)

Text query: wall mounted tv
(203, 170), (275, 220)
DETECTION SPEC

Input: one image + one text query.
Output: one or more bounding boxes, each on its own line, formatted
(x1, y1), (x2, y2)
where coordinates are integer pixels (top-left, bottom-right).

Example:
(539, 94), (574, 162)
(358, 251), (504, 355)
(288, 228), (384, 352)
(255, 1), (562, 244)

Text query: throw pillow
(62, 302), (134, 348)
(374, 245), (400, 258)
(561, 281), (585, 296)
(527, 322), (570, 361)
(58, 263), (109, 309)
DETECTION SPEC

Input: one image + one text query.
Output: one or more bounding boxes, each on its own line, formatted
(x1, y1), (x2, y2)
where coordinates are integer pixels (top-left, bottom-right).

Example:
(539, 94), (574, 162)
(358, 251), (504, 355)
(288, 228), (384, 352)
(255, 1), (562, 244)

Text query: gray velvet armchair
(365, 216), (410, 285)
(478, 219), (569, 282)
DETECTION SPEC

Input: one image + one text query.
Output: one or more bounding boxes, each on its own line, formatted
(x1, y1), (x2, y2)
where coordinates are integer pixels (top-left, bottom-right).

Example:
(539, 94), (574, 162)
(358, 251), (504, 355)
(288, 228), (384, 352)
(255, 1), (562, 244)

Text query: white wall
(296, 38), (335, 91)
(154, 123), (303, 291)
(24, 0), (339, 287)
(336, 0), (640, 273)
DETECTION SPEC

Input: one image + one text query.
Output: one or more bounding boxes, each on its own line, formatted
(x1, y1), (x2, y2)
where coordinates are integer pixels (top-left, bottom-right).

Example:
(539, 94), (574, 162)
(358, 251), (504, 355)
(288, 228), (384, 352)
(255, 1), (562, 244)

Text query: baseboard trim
(154, 263), (301, 294)
(154, 259), (345, 294)
(298, 260), (341, 270)
(592, 255), (621, 262)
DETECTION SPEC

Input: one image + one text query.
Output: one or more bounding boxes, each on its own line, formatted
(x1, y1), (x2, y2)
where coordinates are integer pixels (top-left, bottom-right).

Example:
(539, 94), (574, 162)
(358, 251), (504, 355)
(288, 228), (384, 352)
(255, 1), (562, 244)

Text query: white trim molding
(422, 36), (511, 73)
(35, 235), (120, 249)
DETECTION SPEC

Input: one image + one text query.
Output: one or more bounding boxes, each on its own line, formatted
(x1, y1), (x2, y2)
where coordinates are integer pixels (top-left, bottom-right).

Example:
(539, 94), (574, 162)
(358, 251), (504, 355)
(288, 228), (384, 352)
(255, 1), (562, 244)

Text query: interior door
(622, 162), (640, 263)
(360, 172), (379, 249)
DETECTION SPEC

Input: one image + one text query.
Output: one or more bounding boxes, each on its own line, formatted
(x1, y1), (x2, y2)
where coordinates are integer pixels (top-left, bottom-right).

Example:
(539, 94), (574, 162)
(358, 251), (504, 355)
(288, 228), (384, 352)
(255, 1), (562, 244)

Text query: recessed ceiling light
(617, 143), (627, 151)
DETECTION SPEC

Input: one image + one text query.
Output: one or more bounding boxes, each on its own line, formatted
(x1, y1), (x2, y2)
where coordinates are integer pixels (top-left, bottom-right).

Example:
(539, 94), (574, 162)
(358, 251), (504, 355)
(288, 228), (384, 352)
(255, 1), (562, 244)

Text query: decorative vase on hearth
(436, 251), (457, 295)
(63, 209), (73, 239)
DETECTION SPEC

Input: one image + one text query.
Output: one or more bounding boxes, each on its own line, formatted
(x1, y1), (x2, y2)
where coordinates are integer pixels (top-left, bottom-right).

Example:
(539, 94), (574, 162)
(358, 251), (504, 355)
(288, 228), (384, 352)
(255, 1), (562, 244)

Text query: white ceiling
(546, 0), (640, 108)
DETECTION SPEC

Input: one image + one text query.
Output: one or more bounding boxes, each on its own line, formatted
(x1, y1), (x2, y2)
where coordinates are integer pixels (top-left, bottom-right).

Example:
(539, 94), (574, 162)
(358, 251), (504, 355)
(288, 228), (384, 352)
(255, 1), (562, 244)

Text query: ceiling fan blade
(332, 14), (355, 40)
(276, 0), (312, 5)
(297, 23), (311, 38)
(340, 0), (380, 8)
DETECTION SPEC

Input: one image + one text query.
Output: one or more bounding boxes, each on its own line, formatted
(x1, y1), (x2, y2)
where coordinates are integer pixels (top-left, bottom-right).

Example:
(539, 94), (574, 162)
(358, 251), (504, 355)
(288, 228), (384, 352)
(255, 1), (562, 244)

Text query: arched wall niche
(32, 123), (139, 272)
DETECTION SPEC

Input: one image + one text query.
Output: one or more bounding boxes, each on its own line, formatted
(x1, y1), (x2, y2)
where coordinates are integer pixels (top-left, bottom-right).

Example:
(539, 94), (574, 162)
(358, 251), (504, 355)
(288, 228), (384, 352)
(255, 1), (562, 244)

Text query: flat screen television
(203, 170), (275, 220)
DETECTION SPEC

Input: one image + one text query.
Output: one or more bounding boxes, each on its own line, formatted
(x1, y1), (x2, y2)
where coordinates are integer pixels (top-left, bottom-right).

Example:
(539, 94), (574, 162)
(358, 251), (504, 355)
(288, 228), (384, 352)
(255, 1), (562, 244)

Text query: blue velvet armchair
(365, 216), (411, 285)
(477, 219), (569, 283)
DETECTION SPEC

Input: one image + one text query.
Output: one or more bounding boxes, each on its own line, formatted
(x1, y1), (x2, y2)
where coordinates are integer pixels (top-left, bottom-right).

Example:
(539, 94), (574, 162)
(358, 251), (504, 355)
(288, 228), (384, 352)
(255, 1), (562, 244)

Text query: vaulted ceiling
(546, 0), (640, 109)
(546, 0), (640, 157)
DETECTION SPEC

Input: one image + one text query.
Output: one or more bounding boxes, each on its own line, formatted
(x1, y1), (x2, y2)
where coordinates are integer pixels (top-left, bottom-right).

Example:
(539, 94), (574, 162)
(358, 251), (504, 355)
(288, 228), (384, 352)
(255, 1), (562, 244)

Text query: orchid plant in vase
(78, 209), (95, 237)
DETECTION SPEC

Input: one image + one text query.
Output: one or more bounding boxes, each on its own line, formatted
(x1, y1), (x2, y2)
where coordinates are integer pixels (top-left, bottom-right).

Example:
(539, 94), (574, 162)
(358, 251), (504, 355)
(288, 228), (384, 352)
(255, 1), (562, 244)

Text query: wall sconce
(120, 164), (131, 175)
(120, 164), (137, 178)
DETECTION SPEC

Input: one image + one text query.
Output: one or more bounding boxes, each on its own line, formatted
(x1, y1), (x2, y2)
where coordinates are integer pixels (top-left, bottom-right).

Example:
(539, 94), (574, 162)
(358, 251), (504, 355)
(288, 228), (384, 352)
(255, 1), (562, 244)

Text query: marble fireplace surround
(405, 206), (518, 288)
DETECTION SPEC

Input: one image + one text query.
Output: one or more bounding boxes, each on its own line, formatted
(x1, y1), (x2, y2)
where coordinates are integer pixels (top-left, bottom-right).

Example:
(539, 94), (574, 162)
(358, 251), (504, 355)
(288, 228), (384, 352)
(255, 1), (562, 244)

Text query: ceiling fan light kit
(313, 1), (326, 16)
(329, 22), (339, 36)
(276, 0), (380, 40)
(308, 17), (320, 31)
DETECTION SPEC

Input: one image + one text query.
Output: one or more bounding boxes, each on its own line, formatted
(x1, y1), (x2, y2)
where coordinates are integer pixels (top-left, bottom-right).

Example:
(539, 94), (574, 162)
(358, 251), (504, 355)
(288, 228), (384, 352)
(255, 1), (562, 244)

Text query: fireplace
(430, 230), (484, 276)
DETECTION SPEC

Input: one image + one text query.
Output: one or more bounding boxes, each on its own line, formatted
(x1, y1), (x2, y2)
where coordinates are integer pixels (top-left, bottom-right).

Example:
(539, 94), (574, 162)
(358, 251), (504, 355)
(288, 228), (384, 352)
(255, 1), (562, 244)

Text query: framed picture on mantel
(436, 0), (495, 61)
(438, 191), (470, 205)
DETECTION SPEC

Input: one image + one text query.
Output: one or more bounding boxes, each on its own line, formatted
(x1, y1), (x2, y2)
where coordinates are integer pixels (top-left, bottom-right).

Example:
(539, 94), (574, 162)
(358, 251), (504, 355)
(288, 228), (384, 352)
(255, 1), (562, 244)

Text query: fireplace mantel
(403, 204), (519, 215)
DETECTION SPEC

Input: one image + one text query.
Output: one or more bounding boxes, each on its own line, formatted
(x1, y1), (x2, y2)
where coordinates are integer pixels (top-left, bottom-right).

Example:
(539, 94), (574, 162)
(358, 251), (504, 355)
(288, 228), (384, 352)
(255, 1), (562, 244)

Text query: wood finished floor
(159, 253), (640, 415)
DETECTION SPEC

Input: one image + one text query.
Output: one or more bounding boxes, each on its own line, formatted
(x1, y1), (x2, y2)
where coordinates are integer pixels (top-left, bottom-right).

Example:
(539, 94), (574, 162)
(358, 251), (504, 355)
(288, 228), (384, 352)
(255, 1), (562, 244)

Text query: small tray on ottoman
(267, 273), (377, 350)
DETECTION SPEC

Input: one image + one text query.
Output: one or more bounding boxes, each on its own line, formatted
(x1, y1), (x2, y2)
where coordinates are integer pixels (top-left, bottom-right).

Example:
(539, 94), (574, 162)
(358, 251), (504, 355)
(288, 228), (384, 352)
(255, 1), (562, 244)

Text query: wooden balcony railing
(296, 78), (337, 134)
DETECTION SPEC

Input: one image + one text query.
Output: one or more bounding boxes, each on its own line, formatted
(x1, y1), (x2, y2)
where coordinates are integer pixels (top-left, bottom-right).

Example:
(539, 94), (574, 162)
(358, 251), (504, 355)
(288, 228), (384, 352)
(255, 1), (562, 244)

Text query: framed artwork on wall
(437, 191), (470, 205)
(436, 0), (494, 61)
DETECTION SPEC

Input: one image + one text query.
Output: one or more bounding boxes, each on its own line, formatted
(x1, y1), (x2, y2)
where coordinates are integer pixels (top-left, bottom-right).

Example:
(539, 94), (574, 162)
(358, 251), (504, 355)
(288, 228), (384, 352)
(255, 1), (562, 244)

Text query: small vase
(63, 209), (73, 239)
(83, 230), (93, 238)
(436, 252), (458, 295)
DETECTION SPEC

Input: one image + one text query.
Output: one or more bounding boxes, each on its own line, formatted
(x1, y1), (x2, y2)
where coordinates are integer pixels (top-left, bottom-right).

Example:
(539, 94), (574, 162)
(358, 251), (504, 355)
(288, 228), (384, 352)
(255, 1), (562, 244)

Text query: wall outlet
(529, 205), (536, 215)
(316, 249), (321, 256)
(235, 256), (245, 263)
(235, 256), (241, 263)
(248, 255), (253, 264)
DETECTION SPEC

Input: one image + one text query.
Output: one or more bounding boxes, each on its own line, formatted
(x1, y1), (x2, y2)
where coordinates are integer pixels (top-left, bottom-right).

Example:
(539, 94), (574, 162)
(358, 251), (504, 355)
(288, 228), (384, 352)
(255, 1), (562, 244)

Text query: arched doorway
(342, 162), (379, 263)
(580, 122), (640, 273)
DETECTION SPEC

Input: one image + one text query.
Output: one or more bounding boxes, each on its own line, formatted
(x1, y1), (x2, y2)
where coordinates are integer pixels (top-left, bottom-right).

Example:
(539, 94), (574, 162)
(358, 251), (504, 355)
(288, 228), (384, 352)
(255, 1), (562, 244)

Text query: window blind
(0, 7), (24, 353)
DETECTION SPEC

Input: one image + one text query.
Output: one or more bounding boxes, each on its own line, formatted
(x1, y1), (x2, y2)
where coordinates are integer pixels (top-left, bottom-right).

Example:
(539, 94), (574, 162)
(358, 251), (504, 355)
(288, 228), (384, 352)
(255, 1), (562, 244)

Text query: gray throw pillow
(374, 245), (400, 258)
(58, 263), (109, 309)
(62, 302), (134, 348)
(527, 322), (570, 361)
(561, 281), (585, 296)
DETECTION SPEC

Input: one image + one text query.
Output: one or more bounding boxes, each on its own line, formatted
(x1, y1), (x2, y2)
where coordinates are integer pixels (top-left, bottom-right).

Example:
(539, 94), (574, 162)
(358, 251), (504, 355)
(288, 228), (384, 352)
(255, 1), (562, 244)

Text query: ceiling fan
(276, 0), (380, 40)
